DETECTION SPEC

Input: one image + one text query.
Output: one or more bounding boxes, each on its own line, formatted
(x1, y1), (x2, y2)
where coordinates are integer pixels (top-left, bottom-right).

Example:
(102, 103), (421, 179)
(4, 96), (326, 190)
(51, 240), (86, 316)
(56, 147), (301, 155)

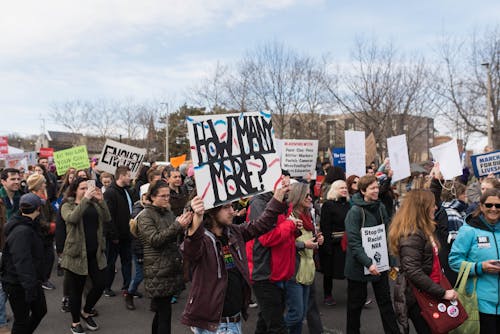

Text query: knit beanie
(27, 174), (46, 191)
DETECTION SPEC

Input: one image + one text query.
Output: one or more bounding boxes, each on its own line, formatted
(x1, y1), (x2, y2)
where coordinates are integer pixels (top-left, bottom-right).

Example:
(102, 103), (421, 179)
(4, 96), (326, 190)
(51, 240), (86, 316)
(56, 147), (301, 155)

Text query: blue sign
(333, 147), (346, 171)
(471, 150), (500, 178)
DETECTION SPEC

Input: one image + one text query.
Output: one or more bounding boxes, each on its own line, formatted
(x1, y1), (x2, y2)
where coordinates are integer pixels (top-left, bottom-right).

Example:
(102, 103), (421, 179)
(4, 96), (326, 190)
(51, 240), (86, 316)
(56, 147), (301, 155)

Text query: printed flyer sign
(361, 224), (390, 275)
(470, 150), (500, 177)
(280, 139), (318, 177)
(186, 111), (282, 209)
(98, 139), (146, 178)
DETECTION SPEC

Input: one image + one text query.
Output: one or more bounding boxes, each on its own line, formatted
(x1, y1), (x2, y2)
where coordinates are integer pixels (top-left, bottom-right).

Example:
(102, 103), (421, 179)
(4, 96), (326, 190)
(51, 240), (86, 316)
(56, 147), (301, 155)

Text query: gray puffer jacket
(137, 204), (185, 298)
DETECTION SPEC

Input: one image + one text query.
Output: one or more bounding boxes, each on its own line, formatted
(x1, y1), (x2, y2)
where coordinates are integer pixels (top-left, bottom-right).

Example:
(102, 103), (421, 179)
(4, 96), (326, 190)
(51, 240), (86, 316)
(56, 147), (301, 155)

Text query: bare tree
(50, 100), (92, 144)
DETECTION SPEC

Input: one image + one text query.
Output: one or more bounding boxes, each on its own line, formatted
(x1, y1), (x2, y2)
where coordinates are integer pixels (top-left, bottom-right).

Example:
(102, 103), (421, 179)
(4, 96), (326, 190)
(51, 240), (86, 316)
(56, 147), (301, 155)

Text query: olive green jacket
(60, 197), (111, 275)
(137, 205), (185, 298)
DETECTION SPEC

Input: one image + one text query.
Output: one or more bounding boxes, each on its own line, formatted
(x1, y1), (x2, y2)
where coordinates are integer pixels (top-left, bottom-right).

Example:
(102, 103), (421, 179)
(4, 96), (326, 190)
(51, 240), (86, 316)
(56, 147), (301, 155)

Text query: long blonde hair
(388, 190), (437, 256)
(287, 182), (310, 218)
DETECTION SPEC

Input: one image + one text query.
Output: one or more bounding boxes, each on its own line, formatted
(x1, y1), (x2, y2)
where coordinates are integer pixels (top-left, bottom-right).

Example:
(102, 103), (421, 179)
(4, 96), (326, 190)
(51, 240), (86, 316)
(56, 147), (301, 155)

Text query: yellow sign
(53, 146), (90, 175)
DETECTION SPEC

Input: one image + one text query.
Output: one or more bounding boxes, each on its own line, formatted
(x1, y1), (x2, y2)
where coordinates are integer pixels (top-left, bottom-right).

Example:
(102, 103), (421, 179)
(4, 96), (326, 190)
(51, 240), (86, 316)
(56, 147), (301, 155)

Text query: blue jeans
(105, 239), (132, 290)
(191, 316), (242, 334)
(0, 283), (7, 327)
(284, 279), (310, 334)
(128, 254), (144, 294)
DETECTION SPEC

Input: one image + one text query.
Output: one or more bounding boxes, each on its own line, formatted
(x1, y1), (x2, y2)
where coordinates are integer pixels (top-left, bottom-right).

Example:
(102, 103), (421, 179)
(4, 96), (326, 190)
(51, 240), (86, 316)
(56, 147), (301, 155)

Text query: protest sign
(387, 135), (411, 182)
(39, 147), (54, 158)
(4, 152), (37, 171)
(470, 150), (500, 177)
(280, 139), (318, 177)
(53, 146), (90, 175)
(345, 131), (366, 177)
(365, 132), (377, 165)
(98, 139), (146, 178)
(0, 136), (8, 156)
(170, 154), (186, 168)
(333, 147), (346, 170)
(186, 111), (282, 209)
(429, 139), (462, 180)
(362, 224), (390, 275)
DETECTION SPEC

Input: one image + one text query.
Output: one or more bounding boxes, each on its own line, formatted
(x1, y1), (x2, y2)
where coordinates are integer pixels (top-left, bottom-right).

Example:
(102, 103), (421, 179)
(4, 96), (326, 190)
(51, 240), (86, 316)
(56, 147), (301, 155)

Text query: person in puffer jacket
(449, 188), (500, 334)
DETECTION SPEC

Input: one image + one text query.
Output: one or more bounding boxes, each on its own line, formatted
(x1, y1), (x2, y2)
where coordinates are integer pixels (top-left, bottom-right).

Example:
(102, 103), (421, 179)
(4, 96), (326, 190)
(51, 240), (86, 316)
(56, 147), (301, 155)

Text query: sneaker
(71, 323), (86, 334)
(42, 281), (56, 290)
(103, 289), (116, 297)
(364, 298), (373, 307)
(125, 294), (136, 310)
(170, 296), (177, 304)
(131, 291), (143, 298)
(324, 296), (336, 306)
(249, 300), (258, 308)
(80, 314), (99, 331)
(61, 297), (70, 313)
(87, 308), (98, 317)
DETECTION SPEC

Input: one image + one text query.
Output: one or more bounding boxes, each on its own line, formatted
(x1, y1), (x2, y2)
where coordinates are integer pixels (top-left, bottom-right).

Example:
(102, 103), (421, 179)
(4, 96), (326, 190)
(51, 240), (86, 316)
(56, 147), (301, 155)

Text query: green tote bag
(450, 261), (480, 334)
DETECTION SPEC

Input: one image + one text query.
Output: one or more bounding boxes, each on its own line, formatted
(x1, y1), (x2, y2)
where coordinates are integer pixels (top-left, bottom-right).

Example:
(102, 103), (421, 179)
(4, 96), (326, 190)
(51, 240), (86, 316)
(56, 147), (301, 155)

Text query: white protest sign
(345, 131), (366, 177)
(4, 152), (38, 171)
(186, 111), (282, 209)
(98, 139), (146, 178)
(280, 139), (318, 177)
(387, 135), (411, 182)
(362, 224), (390, 275)
(429, 139), (462, 180)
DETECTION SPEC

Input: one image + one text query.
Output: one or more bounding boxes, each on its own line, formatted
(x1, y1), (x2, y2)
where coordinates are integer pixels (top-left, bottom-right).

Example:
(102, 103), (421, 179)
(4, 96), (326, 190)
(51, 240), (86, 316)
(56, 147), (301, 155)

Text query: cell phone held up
(86, 179), (96, 189)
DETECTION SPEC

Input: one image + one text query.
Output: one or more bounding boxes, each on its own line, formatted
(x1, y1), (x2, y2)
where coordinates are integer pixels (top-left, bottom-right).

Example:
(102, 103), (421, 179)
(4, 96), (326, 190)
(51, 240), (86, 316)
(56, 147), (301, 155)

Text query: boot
(125, 293), (135, 310)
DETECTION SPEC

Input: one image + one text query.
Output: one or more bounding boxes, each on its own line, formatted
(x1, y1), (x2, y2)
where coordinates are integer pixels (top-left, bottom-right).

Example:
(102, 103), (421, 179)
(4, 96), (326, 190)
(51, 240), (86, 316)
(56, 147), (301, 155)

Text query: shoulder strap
(354, 205), (366, 228)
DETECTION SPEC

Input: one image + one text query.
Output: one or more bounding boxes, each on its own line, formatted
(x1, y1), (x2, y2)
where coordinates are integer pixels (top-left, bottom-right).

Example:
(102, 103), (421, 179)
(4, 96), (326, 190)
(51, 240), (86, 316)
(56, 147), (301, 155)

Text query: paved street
(27, 266), (415, 334)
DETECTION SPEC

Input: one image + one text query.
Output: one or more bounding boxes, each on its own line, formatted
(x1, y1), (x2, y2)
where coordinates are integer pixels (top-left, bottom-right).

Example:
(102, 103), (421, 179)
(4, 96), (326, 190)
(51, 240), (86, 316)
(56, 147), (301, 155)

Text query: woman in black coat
(319, 180), (350, 306)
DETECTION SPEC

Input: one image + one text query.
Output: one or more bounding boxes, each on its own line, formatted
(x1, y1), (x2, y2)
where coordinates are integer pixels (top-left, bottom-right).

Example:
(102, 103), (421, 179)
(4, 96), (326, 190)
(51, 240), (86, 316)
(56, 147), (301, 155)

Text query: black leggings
(151, 296), (172, 334)
(479, 312), (500, 334)
(65, 254), (106, 323)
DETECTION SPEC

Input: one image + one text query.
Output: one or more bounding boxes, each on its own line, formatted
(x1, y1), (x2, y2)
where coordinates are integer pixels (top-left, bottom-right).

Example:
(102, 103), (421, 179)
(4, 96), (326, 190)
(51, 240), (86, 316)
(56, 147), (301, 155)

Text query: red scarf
(299, 211), (314, 232)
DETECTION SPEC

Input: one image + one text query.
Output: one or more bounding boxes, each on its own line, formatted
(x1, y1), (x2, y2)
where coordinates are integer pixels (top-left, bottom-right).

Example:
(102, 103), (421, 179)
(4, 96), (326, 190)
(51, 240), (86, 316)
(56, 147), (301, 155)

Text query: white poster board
(280, 139), (318, 177)
(345, 131), (366, 177)
(387, 135), (411, 182)
(429, 139), (462, 180)
(362, 224), (390, 275)
(4, 152), (38, 171)
(186, 111), (282, 209)
(98, 139), (146, 178)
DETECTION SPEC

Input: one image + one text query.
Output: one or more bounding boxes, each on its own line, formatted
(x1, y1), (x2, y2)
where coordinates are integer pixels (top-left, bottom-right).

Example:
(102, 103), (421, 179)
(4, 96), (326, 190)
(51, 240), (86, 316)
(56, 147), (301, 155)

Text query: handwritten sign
(98, 139), (146, 178)
(429, 139), (462, 180)
(345, 131), (366, 177)
(387, 135), (411, 182)
(53, 146), (90, 175)
(471, 150), (500, 177)
(4, 152), (37, 171)
(280, 139), (318, 177)
(361, 224), (390, 275)
(186, 111), (282, 209)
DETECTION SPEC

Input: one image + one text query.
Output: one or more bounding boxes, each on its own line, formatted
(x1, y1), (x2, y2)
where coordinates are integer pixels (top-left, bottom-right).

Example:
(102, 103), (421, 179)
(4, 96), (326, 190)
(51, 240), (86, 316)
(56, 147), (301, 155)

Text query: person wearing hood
(60, 177), (111, 334)
(344, 175), (399, 334)
(1, 193), (47, 334)
(449, 188), (500, 333)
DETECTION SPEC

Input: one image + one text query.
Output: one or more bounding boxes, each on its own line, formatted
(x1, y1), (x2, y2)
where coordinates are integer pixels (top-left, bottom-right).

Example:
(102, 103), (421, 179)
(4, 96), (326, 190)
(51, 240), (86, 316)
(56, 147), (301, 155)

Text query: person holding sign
(389, 190), (458, 334)
(344, 175), (399, 334)
(449, 189), (500, 333)
(181, 179), (291, 334)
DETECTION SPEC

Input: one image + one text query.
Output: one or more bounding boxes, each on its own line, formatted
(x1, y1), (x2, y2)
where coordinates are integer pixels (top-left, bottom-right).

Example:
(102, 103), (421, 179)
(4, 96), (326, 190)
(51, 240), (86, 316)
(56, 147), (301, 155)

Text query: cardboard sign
(387, 135), (411, 182)
(98, 139), (146, 178)
(429, 139), (462, 180)
(0, 136), (8, 156)
(365, 132), (377, 166)
(280, 139), (318, 177)
(39, 147), (54, 158)
(186, 111), (282, 209)
(361, 224), (390, 275)
(333, 147), (346, 170)
(470, 150), (500, 177)
(53, 146), (90, 175)
(4, 151), (37, 171)
(345, 131), (366, 177)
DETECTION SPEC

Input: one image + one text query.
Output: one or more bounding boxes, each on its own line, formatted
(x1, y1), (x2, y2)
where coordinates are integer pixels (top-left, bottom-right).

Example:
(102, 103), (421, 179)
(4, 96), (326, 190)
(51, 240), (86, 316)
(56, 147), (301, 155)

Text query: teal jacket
(0, 186), (21, 220)
(344, 193), (390, 282)
(449, 214), (500, 315)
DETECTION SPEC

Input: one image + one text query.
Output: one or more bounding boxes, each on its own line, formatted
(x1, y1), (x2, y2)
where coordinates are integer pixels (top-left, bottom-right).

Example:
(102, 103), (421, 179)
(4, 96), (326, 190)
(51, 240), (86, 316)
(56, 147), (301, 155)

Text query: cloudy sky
(1, 0), (498, 149)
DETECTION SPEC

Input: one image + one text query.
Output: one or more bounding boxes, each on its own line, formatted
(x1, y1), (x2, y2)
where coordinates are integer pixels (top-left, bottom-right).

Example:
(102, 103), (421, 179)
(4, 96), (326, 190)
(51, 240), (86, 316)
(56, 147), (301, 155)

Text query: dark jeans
(307, 282), (324, 334)
(253, 280), (288, 334)
(128, 254), (144, 294)
(66, 254), (106, 323)
(43, 243), (55, 282)
(151, 296), (172, 334)
(347, 272), (399, 334)
(408, 303), (431, 334)
(323, 274), (333, 298)
(480, 312), (500, 334)
(3, 283), (47, 334)
(105, 239), (132, 290)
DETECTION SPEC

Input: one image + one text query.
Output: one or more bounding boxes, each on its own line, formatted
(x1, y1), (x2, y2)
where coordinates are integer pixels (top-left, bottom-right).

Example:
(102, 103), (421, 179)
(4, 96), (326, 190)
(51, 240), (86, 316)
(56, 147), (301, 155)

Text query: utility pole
(161, 102), (169, 161)
(481, 62), (493, 148)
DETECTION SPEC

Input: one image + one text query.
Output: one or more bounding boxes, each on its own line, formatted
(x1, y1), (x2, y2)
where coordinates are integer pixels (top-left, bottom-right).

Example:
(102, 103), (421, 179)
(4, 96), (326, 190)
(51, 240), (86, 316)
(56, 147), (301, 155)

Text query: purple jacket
(181, 197), (287, 331)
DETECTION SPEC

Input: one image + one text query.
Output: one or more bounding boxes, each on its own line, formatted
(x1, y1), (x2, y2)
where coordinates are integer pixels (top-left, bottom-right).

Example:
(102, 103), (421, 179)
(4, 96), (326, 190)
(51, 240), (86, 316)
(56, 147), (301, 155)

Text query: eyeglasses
(305, 193), (312, 199)
(484, 203), (500, 209)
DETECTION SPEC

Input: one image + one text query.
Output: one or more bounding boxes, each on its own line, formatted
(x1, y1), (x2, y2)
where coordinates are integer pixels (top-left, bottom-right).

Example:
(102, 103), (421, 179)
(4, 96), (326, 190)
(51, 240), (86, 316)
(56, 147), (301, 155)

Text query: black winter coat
(103, 182), (133, 240)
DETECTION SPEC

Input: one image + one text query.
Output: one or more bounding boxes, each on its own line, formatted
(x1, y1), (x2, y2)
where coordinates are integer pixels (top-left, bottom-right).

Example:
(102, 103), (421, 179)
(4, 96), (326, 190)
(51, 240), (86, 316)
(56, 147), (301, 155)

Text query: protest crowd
(0, 115), (499, 334)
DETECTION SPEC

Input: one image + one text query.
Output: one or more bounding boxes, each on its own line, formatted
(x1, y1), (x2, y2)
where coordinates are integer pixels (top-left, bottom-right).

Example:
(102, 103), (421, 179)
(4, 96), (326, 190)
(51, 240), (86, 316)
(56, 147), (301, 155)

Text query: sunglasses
(483, 203), (500, 209)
